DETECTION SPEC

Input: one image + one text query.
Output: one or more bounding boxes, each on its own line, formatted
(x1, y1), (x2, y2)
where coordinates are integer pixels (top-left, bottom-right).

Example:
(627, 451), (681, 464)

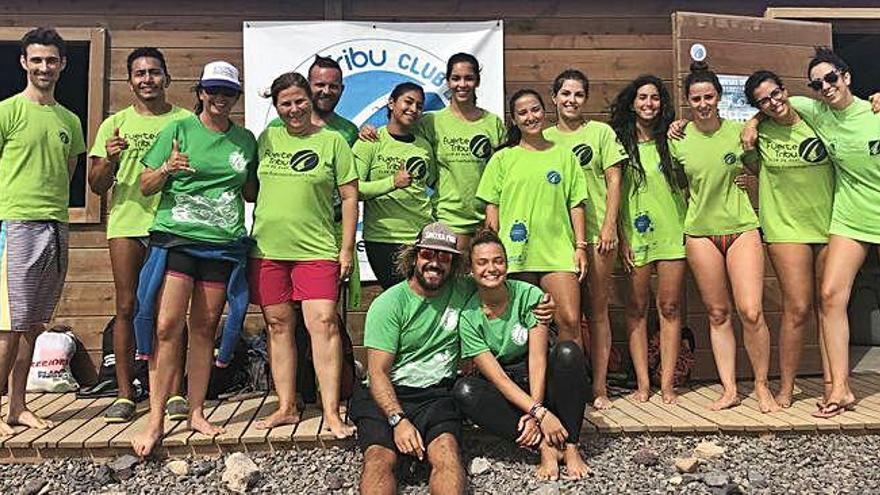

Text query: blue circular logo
(634, 213), (653, 233)
(546, 170), (562, 185)
(510, 221), (528, 242)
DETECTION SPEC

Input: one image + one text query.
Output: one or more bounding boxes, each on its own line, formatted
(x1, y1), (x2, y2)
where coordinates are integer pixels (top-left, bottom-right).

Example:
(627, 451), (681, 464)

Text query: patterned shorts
(0, 221), (69, 331)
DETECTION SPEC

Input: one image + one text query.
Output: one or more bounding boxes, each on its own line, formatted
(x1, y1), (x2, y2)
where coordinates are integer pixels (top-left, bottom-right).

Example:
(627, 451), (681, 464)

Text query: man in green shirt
(0, 28), (86, 436)
(88, 47), (190, 423)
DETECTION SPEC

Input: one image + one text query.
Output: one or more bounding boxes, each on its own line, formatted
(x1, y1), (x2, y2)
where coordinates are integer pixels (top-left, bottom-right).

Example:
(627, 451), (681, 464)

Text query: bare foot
(131, 425), (163, 457)
(561, 443), (591, 480)
(774, 390), (793, 409)
(708, 392), (741, 411)
(661, 388), (678, 405)
(628, 388), (650, 403)
(255, 408), (301, 430)
(534, 442), (560, 481)
(0, 419), (15, 437)
(7, 409), (54, 429)
(323, 414), (356, 439)
(593, 395), (613, 410)
(755, 382), (781, 413)
(189, 415), (225, 436)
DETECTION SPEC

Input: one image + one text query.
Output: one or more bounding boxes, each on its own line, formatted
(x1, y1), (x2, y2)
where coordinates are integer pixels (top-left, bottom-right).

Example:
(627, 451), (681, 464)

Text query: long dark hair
(496, 89), (545, 151)
(610, 75), (676, 191)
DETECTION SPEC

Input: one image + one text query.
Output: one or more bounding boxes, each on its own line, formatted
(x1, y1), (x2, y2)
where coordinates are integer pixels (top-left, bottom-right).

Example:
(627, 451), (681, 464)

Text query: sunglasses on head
(807, 70), (841, 92)
(417, 248), (453, 263)
(203, 86), (240, 97)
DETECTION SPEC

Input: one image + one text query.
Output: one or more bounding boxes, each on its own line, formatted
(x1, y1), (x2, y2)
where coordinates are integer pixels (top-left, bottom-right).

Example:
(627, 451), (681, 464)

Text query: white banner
(243, 21), (505, 281)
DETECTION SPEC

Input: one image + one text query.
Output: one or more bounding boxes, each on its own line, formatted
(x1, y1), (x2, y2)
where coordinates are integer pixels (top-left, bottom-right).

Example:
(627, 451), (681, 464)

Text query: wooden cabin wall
(0, 0), (835, 378)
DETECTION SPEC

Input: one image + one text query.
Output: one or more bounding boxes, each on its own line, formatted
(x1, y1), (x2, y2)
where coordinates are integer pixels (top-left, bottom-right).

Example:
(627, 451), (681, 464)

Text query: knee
(306, 309), (339, 337)
(624, 299), (648, 320)
(363, 445), (397, 472)
(115, 294), (137, 321)
(706, 306), (732, 327)
(738, 305), (765, 329)
(555, 307), (580, 334)
(553, 341), (585, 370)
(155, 317), (182, 343)
(786, 301), (813, 328)
(657, 299), (681, 321)
(264, 313), (293, 336)
(427, 434), (463, 471)
(819, 282), (847, 312)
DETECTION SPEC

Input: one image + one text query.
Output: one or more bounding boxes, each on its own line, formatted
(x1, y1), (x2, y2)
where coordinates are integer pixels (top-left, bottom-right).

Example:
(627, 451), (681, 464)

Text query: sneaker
(165, 395), (189, 421)
(104, 398), (136, 423)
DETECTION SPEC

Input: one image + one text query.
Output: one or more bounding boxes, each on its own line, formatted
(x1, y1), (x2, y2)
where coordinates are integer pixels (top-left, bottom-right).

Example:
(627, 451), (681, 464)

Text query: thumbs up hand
(105, 127), (128, 163)
(160, 139), (195, 176)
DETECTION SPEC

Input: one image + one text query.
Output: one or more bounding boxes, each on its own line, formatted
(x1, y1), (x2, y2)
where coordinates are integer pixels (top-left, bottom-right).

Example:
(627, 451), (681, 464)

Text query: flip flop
(165, 395), (189, 421)
(811, 402), (847, 419)
(104, 398), (136, 423)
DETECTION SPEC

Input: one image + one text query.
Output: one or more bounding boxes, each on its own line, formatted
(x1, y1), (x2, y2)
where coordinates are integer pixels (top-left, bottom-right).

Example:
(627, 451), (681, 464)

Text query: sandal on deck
(104, 398), (136, 423)
(165, 396), (189, 421)
(811, 401), (853, 419)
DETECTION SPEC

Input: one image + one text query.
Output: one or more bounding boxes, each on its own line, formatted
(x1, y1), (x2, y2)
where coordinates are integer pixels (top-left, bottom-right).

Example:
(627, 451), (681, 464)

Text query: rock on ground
(221, 452), (261, 493)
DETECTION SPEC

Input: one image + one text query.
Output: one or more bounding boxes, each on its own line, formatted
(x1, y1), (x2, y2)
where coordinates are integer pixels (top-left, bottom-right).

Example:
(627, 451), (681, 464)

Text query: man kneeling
(349, 223), (468, 495)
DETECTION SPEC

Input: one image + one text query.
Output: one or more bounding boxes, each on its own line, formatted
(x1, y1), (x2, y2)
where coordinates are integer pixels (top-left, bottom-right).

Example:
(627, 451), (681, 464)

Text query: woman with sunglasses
(744, 48), (880, 417)
(543, 69), (628, 410)
(609, 75), (687, 404)
(354, 82), (436, 290)
(670, 61), (777, 413)
(740, 70), (834, 410)
(249, 72), (358, 437)
(132, 61), (258, 457)
(476, 89), (588, 368)
(453, 229), (590, 481)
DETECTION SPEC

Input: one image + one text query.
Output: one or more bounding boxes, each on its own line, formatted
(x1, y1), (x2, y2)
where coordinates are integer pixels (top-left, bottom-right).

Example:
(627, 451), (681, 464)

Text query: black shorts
(166, 249), (233, 284)
(348, 380), (462, 453)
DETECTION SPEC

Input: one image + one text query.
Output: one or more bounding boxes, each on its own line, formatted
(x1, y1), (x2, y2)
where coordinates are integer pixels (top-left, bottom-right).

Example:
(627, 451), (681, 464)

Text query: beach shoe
(165, 395), (189, 421)
(104, 398), (136, 423)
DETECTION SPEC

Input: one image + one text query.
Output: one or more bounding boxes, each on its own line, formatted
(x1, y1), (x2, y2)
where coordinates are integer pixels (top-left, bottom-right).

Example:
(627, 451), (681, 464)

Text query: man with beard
(88, 47), (190, 423)
(0, 28), (86, 435)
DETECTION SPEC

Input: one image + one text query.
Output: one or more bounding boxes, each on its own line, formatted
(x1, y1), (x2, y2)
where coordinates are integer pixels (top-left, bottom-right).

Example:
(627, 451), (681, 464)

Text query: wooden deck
(2, 374), (880, 460)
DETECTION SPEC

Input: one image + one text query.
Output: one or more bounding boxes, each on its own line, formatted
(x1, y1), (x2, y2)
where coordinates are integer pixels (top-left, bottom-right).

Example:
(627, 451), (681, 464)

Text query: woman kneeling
(453, 230), (590, 481)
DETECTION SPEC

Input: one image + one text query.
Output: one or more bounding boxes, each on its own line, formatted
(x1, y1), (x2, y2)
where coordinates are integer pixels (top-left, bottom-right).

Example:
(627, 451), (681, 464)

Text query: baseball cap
(414, 222), (460, 255)
(199, 61), (242, 92)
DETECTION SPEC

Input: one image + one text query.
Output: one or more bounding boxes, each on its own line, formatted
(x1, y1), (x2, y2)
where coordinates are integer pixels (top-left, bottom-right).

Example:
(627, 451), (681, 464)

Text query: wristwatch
(387, 412), (406, 428)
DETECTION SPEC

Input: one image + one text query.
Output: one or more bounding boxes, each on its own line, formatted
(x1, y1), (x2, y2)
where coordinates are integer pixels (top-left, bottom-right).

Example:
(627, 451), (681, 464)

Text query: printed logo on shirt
(798, 138), (828, 163)
(58, 129), (70, 145)
(289, 150), (320, 172)
(510, 221), (528, 242)
(405, 156), (428, 181)
(546, 170), (562, 185)
(469, 134), (493, 159)
(511, 323), (528, 346)
(228, 150), (248, 173)
(634, 213), (653, 234)
(723, 152), (737, 165)
(440, 308), (459, 331)
(869, 140), (880, 156)
(572, 144), (593, 166)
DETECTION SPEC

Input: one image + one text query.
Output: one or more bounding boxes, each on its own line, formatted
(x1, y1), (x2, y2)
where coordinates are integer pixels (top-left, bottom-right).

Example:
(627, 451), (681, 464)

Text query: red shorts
(248, 258), (340, 305)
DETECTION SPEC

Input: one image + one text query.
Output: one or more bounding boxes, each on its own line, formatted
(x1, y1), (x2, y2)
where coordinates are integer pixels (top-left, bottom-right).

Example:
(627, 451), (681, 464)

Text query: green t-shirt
(757, 118), (834, 243)
(669, 119), (759, 236)
(620, 140), (687, 267)
(364, 278), (475, 388)
(252, 126), (357, 260)
(459, 279), (543, 365)
(268, 113), (358, 147)
(90, 105), (192, 239)
(353, 126), (436, 244)
(544, 121), (628, 242)
(476, 144), (588, 273)
(0, 93), (86, 222)
(141, 115), (257, 243)
(416, 107), (505, 235)
(790, 96), (880, 244)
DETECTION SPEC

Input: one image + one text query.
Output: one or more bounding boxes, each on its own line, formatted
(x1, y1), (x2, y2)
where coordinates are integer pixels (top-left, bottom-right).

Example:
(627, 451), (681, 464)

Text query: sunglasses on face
(756, 87), (785, 108)
(203, 86), (240, 97)
(807, 70), (841, 92)
(417, 248), (452, 263)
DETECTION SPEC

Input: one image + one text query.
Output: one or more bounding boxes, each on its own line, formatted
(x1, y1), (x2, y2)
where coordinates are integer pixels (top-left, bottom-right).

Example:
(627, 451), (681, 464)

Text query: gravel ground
(2, 433), (880, 494)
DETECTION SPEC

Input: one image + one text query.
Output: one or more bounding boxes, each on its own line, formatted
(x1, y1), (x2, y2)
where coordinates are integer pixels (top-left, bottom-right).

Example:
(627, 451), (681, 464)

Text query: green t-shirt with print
(757, 118), (833, 243)
(252, 126), (357, 260)
(476, 144), (588, 273)
(790, 96), (880, 243)
(353, 126), (435, 244)
(91, 105), (191, 239)
(0, 93), (86, 222)
(544, 121), (628, 242)
(364, 278), (475, 388)
(416, 107), (505, 235)
(141, 115), (257, 243)
(620, 140), (687, 267)
(459, 279), (544, 365)
(669, 119), (759, 236)
(268, 113), (358, 147)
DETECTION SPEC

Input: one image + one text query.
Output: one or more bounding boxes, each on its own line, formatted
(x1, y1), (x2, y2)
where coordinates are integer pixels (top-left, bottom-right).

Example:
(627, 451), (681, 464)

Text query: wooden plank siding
(0, 0), (838, 380)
